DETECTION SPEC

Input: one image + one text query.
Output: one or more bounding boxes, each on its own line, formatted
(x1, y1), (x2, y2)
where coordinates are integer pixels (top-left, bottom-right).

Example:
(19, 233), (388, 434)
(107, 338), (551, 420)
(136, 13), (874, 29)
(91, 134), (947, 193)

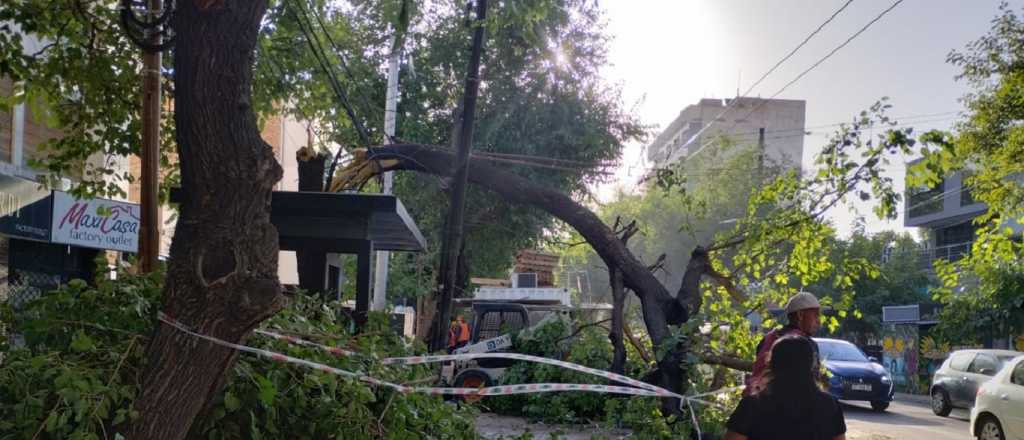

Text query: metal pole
(433, 0), (488, 351)
(371, 44), (400, 311)
(139, 0), (162, 272)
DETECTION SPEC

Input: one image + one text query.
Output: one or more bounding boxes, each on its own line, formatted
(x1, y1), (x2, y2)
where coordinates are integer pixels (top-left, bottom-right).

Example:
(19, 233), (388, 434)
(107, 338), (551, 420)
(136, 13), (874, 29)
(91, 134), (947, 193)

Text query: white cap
(784, 292), (821, 315)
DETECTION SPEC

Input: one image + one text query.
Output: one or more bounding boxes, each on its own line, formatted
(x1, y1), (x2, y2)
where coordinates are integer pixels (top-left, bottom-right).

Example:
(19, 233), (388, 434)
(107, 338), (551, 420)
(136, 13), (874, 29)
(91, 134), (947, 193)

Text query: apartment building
(647, 96), (806, 173)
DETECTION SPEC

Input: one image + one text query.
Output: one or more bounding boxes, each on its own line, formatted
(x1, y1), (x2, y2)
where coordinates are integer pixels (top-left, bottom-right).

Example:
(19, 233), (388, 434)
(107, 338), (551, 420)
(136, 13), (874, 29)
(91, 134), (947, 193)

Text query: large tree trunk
(341, 144), (695, 413)
(128, 2), (284, 439)
(296, 150), (329, 296)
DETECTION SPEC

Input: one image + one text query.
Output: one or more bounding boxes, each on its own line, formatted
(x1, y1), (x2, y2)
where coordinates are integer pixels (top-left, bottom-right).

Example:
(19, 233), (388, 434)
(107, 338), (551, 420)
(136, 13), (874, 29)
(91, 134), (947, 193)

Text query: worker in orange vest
(447, 318), (460, 353)
(454, 315), (471, 350)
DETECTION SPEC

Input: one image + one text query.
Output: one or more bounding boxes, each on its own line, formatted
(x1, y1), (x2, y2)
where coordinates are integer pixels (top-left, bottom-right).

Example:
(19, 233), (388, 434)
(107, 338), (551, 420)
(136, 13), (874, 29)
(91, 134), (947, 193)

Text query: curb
(895, 392), (930, 406)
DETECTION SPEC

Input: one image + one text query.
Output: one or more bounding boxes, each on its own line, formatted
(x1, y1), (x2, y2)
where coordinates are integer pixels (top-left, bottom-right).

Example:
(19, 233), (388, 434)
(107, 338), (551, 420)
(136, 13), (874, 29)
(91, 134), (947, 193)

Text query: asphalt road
(844, 397), (972, 440)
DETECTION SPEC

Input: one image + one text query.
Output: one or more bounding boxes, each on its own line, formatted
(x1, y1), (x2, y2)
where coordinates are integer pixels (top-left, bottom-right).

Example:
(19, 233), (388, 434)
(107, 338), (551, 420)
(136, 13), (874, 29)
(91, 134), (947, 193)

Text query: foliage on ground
(480, 318), (736, 439)
(0, 271), (476, 440)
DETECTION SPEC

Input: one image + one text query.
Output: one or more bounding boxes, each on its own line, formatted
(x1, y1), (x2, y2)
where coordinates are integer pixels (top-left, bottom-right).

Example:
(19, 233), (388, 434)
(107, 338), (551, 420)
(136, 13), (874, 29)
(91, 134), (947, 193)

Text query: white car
(972, 355), (1024, 440)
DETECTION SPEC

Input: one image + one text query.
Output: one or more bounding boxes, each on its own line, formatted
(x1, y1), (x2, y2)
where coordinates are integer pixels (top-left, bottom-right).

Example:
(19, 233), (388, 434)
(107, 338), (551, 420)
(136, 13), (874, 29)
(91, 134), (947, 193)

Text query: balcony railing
(918, 242), (973, 269)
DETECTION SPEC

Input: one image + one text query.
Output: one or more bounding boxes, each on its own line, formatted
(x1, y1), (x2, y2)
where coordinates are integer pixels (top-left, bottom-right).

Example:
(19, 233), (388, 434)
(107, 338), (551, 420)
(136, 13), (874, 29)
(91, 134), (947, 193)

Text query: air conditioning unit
(511, 272), (538, 288)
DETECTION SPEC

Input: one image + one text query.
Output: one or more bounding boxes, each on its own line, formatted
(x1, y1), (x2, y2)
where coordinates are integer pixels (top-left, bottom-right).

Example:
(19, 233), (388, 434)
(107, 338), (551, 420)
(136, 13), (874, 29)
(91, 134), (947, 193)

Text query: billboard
(50, 191), (140, 253)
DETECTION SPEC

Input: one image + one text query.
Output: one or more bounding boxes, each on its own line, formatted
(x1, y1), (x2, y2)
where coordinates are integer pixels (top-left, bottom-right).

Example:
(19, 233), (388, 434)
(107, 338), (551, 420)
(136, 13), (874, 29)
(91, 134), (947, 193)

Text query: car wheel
(454, 369), (492, 403)
(870, 400), (889, 412)
(977, 415), (1005, 440)
(931, 388), (952, 417)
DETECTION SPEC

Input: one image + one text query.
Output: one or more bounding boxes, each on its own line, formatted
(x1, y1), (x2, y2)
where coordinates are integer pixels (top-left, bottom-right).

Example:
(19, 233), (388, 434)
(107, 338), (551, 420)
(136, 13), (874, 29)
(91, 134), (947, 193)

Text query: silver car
(931, 349), (1023, 417)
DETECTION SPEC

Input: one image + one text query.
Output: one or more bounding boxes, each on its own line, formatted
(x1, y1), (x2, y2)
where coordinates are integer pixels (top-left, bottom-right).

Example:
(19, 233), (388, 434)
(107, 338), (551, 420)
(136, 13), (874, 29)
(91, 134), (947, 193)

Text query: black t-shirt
(726, 391), (846, 440)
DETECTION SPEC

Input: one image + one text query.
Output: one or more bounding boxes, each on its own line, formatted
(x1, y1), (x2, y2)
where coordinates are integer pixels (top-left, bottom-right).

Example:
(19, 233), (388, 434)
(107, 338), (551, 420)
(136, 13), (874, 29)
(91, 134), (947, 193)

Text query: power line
(286, 0), (372, 146)
(302, 0), (386, 124)
(744, 0), (855, 100)
(687, 0), (907, 161)
(767, 0), (905, 102)
(647, 114), (959, 169)
(903, 182), (975, 215)
(656, 111), (959, 152)
(677, 0), (857, 153)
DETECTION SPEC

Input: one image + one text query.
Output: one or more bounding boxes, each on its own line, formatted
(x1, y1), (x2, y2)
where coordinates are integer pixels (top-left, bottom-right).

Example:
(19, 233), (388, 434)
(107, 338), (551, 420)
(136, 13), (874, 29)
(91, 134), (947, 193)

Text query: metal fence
(2, 270), (62, 311)
(917, 242), (972, 269)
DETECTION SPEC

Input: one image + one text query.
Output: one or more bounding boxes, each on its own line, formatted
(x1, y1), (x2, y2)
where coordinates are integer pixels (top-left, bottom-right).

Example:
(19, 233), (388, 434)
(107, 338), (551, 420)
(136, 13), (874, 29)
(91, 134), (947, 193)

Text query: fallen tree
(329, 108), (916, 410)
(330, 144), (731, 413)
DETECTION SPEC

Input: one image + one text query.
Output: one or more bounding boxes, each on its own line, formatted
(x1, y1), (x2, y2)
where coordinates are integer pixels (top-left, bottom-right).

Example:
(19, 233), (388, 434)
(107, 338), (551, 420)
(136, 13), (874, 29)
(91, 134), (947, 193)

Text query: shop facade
(0, 173), (139, 308)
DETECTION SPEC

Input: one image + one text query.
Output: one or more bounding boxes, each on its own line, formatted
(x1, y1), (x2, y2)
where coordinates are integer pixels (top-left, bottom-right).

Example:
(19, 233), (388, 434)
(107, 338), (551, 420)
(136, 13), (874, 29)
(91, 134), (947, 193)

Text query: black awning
(170, 189), (426, 253)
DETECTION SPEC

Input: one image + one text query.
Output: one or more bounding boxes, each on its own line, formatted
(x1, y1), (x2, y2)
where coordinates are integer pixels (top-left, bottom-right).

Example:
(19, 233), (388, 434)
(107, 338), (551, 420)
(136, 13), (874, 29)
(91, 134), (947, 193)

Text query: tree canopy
(910, 3), (1024, 345)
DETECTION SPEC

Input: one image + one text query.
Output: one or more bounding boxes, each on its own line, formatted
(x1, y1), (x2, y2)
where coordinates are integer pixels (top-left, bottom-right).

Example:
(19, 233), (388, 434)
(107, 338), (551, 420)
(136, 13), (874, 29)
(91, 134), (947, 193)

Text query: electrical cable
(677, 0), (857, 153)
(286, 0), (372, 146)
(699, 0), (907, 159)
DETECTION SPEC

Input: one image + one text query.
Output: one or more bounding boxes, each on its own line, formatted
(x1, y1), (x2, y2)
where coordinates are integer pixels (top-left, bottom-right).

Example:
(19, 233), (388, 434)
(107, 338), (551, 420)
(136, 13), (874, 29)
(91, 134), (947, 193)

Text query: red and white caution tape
(257, 326), (679, 398)
(159, 313), (741, 406)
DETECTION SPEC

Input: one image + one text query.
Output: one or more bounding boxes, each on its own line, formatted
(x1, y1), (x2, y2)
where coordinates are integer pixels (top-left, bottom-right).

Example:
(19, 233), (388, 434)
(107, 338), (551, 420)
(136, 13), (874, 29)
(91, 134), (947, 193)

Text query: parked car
(931, 349), (1023, 417)
(971, 355), (1024, 440)
(815, 338), (895, 412)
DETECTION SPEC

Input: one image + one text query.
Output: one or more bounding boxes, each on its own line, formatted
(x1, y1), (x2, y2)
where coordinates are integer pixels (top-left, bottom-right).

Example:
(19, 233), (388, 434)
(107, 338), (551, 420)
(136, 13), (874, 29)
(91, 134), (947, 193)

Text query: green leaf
(70, 331), (95, 352)
(256, 375), (277, 407)
(224, 391), (241, 412)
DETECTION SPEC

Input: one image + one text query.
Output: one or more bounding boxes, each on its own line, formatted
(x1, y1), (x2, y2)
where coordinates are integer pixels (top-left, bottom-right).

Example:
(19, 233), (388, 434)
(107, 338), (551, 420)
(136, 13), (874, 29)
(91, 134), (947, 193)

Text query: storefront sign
(0, 174), (53, 242)
(51, 191), (140, 253)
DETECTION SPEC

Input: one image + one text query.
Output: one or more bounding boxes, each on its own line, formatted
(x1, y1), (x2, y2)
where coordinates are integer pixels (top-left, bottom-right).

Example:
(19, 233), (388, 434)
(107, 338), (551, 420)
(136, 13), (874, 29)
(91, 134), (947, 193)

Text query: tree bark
(296, 150), (329, 296)
(128, 2), (284, 439)
(609, 266), (627, 375)
(336, 144), (695, 413)
(609, 218), (638, 375)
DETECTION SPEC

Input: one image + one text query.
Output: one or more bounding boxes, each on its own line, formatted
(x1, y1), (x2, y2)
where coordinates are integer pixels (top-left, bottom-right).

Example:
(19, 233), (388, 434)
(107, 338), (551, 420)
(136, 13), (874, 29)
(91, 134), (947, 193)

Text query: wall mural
(881, 324), (919, 392)
(920, 334), (951, 382)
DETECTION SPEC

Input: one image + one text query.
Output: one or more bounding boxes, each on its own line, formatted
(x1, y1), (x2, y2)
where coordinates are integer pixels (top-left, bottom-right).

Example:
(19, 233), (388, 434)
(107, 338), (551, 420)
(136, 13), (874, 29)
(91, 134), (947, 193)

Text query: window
(949, 352), (975, 371)
(960, 171), (977, 206)
(907, 180), (944, 218)
(968, 354), (999, 376)
(1012, 360), (1024, 386)
(476, 310), (526, 341)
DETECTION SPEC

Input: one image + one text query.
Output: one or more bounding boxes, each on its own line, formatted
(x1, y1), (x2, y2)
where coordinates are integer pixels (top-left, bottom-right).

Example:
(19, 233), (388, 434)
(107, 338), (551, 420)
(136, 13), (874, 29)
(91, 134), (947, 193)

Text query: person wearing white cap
(745, 291), (822, 394)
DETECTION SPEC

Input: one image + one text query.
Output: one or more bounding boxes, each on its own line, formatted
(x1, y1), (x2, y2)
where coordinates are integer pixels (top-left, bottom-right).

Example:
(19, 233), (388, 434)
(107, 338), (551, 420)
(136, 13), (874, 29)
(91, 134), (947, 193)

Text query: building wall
(647, 97), (806, 172)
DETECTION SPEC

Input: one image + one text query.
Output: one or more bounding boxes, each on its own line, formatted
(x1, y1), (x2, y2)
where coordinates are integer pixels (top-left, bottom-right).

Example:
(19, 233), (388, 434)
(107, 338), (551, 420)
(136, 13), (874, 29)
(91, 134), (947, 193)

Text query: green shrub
(0, 271), (476, 439)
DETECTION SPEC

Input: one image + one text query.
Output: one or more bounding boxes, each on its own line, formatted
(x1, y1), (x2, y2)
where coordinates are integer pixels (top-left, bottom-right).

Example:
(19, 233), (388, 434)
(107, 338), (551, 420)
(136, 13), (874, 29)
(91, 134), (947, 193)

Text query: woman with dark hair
(725, 335), (847, 440)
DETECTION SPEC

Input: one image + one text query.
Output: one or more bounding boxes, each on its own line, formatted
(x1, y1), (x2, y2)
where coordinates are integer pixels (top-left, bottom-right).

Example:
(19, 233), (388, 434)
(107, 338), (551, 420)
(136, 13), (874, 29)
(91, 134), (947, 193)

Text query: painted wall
(881, 324), (920, 391)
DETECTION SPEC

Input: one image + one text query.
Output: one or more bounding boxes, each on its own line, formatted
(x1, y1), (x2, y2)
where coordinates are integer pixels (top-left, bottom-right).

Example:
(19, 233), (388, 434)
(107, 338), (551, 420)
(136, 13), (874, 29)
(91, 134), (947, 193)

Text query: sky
(595, 0), (1011, 238)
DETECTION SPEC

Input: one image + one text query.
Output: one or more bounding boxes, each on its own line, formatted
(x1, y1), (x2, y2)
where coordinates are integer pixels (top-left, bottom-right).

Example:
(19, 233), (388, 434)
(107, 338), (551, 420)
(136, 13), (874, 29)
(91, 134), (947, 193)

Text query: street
(844, 396), (971, 440)
(475, 396), (976, 439)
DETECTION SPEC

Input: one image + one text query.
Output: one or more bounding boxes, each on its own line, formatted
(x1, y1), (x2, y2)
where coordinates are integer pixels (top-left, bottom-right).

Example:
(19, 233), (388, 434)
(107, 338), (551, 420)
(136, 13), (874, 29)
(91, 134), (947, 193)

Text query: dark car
(815, 338), (895, 412)
(929, 348), (1022, 417)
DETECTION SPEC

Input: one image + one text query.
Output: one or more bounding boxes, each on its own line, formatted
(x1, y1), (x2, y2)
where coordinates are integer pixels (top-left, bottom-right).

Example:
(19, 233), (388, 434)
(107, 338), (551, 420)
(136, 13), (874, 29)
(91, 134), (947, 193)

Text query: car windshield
(817, 340), (868, 362)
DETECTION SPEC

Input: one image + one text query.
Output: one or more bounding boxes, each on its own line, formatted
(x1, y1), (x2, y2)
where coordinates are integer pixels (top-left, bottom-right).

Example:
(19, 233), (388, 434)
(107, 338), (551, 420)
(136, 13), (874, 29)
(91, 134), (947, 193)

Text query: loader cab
(471, 302), (531, 343)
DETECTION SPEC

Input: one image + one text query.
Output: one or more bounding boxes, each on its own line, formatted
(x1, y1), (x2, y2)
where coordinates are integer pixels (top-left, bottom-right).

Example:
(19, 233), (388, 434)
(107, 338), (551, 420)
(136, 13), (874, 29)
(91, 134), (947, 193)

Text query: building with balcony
(904, 159), (1022, 268)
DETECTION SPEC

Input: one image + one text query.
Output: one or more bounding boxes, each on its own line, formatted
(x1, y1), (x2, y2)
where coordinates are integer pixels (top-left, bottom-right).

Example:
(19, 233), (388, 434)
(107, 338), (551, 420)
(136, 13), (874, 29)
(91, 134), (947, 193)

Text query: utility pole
(139, 0), (162, 273)
(432, 0), (488, 351)
(372, 43), (401, 311)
